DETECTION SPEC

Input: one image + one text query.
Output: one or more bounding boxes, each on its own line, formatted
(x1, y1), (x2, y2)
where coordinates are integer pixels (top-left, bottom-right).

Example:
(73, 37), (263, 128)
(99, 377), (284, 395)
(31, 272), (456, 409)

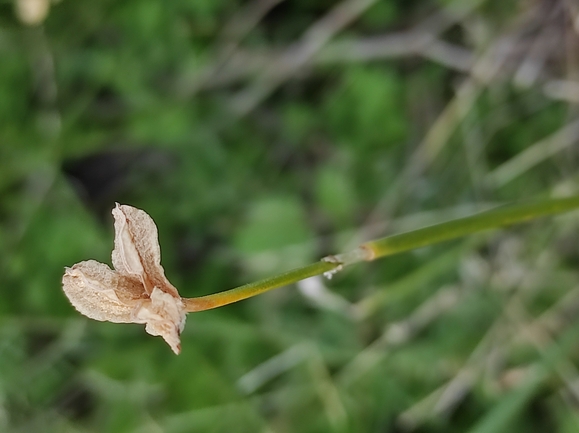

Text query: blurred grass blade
(467, 323), (579, 433)
(467, 367), (547, 433)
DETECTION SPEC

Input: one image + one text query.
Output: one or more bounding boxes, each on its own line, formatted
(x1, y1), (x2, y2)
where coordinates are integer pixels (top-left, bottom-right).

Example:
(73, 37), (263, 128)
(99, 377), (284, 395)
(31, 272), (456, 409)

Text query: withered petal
(111, 204), (179, 298)
(134, 287), (186, 355)
(111, 204), (151, 288)
(62, 260), (138, 323)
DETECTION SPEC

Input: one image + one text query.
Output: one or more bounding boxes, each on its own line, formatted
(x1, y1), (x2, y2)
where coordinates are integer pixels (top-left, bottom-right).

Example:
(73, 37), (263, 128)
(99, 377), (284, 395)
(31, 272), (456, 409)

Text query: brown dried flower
(62, 204), (186, 354)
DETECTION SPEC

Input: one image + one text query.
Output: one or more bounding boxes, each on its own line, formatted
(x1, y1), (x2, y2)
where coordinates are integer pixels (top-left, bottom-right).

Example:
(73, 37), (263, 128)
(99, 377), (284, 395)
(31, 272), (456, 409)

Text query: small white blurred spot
(16, 0), (50, 26)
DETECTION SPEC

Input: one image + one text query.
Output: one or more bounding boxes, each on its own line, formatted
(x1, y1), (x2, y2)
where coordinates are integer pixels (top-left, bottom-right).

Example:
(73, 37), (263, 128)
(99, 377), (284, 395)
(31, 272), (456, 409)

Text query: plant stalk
(184, 195), (579, 313)
(184, 261), (338, 312)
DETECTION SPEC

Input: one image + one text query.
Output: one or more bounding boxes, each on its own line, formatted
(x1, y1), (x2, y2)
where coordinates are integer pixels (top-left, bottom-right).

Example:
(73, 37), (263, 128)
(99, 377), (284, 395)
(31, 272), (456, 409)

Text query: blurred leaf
(234, 195), (315, 275)
(315, 164), (356, 225)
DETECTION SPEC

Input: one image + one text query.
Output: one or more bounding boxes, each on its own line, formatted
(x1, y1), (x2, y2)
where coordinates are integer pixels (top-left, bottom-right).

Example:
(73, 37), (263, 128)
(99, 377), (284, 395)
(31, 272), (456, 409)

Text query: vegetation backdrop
(2, 0), (579, 431)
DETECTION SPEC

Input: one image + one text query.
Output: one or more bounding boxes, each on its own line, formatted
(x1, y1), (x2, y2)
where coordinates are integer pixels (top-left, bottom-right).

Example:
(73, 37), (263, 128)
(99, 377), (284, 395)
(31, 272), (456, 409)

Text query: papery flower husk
(62, 204), (186, 354)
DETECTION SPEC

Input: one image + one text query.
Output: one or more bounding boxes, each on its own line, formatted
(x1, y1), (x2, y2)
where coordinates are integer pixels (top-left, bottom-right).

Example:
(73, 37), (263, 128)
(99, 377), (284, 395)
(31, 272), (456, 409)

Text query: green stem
(184, 195), (579, 312)
(184, 261), (338, 312)
(361, 195), (579, 259)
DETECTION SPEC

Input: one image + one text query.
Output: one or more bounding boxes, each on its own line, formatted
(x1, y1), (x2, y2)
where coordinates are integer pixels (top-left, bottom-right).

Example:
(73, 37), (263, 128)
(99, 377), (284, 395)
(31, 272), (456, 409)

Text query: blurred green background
(3, 0), (579, 431)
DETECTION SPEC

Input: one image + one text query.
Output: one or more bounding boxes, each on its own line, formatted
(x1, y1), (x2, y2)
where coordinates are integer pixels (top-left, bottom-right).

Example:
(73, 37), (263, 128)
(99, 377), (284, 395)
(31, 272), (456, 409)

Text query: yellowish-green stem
(184, 195), (579, 313)
(361, 195), (579, 259)
(184, 261), (338, 312)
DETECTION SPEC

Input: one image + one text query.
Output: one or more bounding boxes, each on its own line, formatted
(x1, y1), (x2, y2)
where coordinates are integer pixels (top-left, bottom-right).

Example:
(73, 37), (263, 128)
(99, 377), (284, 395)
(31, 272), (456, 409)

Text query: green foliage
(315, 163), (357, 225)
(1, 0), (579, 432)
(234, 195), (316, 275)
(324, 67), (407, 150)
